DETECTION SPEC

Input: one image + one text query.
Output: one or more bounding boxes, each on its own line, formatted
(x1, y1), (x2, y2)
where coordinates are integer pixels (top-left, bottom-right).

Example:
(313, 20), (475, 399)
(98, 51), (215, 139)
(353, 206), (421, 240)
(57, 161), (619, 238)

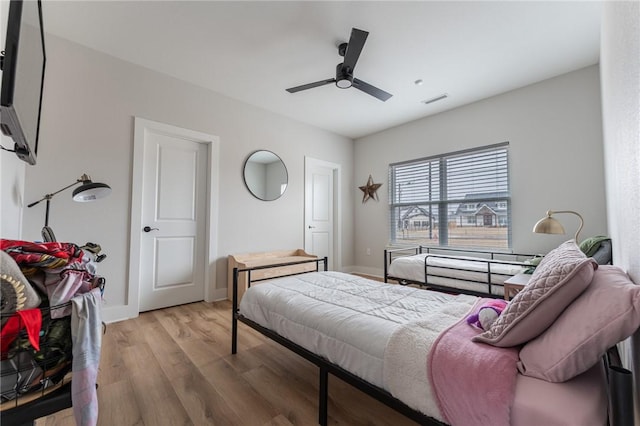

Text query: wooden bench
(227, 249), (317, 302)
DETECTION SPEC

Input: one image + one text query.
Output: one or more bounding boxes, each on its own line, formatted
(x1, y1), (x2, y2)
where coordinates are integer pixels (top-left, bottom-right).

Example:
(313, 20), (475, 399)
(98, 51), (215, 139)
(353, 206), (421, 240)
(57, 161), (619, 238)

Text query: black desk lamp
(27, 174), (111, 241)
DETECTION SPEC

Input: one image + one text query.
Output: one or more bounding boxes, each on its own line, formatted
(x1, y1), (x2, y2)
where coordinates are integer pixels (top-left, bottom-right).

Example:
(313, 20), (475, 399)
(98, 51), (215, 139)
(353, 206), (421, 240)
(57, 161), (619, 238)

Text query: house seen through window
(388, 142), (511, 249)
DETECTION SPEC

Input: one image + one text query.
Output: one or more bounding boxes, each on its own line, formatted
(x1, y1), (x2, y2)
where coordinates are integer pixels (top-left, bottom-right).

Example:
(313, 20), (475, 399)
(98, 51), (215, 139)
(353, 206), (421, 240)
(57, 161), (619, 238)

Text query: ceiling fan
(286, 28), (393, 102)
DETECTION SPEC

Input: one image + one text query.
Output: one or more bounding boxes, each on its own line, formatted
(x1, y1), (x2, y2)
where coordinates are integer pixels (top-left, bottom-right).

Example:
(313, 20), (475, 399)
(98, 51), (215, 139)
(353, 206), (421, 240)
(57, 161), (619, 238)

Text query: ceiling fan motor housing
(285, 27), (392, 101)
(335, 63), (353, 89)
(338, 42), (348, 57)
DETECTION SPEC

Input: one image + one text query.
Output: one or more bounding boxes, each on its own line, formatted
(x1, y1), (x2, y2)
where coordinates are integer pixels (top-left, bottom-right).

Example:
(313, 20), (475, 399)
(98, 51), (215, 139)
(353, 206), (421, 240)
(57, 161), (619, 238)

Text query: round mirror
(243, 150), (288, 201)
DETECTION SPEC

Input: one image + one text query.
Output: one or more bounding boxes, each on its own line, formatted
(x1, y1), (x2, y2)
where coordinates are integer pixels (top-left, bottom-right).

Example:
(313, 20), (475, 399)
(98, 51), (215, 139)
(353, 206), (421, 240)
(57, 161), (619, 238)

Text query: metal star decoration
(359, 175), (382, 203)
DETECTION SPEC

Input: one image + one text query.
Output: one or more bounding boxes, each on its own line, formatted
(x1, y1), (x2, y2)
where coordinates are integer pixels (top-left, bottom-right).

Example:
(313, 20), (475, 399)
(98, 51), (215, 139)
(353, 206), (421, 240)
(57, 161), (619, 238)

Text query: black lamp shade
(72, 181), (112, 202)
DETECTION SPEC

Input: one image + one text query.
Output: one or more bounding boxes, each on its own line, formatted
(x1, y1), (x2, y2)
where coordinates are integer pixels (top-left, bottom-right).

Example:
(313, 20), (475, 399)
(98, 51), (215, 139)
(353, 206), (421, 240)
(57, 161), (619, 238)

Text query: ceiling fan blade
(353, 78), (393, 102)
(286, 78), (335, 93)
(342, 28), (368, 72)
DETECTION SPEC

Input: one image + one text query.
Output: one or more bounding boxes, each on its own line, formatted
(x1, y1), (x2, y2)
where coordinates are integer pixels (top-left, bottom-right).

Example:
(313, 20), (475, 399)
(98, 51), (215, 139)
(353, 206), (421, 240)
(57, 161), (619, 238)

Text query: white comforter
(239, 271), (477, 419)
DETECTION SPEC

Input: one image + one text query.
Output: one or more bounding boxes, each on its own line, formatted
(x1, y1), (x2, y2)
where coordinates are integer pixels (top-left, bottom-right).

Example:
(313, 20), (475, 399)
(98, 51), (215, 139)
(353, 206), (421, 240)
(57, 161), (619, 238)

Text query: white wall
(13, 34), (354, 322)
(353, 66), (606, 276)
(0, 149), (25, 239)
(601, 2), (640, 283)
(0, 0), (25, 239)
(600, 1), (640, 420)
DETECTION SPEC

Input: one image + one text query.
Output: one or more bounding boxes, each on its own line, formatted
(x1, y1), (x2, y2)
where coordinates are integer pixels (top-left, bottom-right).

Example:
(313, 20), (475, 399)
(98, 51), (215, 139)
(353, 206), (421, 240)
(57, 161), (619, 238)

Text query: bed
(231, 241), (637, 426)
(384, 246), (540, 297)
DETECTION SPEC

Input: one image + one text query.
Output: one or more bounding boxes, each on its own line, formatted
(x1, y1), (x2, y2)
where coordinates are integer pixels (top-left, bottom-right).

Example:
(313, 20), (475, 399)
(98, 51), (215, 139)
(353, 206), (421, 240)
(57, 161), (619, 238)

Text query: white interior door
(138, 130), (207, 312)
(305, 158), (338, 270)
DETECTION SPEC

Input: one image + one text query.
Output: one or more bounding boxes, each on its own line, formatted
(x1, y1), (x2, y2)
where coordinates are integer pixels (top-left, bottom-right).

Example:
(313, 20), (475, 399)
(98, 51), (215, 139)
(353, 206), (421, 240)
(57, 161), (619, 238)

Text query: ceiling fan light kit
(286, 27), (393, 102)
(335, 64), (353, 89)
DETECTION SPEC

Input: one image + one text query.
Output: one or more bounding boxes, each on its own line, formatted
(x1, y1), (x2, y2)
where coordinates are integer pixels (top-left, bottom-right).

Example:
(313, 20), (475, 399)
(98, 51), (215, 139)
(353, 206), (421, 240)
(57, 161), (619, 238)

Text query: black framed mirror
(243, 150), (288, 201)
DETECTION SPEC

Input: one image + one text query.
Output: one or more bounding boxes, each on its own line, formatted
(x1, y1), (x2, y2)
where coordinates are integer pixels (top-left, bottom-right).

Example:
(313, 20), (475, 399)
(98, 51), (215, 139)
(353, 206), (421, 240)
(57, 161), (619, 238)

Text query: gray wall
(601, 1), (640, 420)
(2, 34), (354, 322)
(353, 66), (607, 276)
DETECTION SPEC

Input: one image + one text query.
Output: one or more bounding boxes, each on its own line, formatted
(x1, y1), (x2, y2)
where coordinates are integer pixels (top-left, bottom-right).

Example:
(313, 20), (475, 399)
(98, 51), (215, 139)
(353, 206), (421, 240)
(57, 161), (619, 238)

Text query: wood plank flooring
(36, 300), (419, 426)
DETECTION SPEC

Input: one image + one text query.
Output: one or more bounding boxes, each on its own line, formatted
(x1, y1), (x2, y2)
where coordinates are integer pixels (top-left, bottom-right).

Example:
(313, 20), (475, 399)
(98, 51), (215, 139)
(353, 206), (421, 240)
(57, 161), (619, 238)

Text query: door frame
(122, 117), (221, 320)
(304, 156), (342, 272)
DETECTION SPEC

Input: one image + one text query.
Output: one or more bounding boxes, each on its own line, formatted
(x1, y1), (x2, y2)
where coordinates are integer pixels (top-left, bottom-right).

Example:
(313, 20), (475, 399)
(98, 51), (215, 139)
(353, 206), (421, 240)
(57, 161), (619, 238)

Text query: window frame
(388, 142), (511, 250)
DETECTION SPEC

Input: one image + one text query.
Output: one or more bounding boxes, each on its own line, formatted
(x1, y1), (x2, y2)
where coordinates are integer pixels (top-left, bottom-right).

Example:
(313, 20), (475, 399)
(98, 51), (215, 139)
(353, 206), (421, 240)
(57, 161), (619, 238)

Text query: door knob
(308, 225), (316, 229)
(143, 226), (159, 232)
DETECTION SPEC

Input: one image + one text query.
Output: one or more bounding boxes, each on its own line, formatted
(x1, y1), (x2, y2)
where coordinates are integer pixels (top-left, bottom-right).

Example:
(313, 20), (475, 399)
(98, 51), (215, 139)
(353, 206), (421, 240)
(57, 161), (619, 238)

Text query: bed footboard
(384, 246), (422, 283)
(230, 258), (446, 426)
(231, 256), (328, 354)
(384, 246), (539, 298)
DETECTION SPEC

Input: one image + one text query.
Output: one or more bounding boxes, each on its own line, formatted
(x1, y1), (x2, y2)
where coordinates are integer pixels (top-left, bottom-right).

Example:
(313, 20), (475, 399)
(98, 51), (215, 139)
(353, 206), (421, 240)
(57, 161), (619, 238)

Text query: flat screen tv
(0, 0), (46, 165)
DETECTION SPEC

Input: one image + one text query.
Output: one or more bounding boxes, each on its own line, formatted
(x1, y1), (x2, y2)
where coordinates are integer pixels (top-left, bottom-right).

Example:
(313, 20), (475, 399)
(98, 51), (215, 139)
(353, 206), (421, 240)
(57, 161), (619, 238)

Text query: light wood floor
(36, 300), (419, 426)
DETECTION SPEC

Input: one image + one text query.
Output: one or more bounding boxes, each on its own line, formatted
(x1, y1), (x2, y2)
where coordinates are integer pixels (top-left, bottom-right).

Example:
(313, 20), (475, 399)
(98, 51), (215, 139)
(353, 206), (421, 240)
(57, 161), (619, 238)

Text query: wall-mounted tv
(0, 0), (46, 165)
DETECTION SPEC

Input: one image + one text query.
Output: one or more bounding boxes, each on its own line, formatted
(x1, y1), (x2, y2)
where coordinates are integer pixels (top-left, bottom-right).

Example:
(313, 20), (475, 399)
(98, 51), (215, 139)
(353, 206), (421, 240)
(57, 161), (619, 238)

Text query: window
(389, 143), (510, 249)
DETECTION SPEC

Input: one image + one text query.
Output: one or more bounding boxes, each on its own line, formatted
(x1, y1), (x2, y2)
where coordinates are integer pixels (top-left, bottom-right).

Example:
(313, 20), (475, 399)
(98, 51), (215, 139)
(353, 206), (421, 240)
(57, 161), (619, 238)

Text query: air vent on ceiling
(422, 93), (448, 105)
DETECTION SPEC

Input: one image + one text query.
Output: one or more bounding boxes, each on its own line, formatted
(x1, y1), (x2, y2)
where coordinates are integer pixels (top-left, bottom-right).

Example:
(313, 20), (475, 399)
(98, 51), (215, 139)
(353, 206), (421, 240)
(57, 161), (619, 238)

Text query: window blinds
(389, 143), (510, 249)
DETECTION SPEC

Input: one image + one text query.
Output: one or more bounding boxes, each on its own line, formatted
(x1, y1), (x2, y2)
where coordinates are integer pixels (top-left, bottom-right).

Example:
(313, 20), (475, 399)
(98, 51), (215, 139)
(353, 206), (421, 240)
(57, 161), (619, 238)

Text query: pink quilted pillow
(473, 240), (597, 347)
(518, 265), (640, 382)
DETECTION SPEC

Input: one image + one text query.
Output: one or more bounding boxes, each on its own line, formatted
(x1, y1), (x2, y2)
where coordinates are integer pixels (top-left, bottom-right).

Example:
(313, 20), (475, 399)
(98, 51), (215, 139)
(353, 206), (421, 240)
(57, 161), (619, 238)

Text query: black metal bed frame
(231, 257), (635, 426)
(231, 257), (444, 426)
(384, 246), (538, 298)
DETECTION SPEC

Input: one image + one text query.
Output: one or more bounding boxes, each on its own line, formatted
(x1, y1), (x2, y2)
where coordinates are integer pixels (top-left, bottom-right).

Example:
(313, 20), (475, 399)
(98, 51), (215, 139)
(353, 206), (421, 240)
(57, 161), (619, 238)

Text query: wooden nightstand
(503, 273), (531, 301)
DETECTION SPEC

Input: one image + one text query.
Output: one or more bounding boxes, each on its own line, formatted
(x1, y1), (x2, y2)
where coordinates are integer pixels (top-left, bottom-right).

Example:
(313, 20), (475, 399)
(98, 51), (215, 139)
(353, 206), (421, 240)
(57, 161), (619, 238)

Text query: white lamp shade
(72, 182), (112, 202)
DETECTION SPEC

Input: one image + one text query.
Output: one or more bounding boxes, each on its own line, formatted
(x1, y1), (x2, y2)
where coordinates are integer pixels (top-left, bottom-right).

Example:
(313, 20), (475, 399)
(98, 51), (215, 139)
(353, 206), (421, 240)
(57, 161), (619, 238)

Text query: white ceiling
(41, 1), (602, 139)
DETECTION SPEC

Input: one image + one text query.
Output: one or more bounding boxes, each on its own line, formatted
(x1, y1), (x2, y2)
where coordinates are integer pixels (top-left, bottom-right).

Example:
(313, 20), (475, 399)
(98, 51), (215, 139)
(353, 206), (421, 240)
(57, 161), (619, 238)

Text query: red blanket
(429, 298), (519, 426)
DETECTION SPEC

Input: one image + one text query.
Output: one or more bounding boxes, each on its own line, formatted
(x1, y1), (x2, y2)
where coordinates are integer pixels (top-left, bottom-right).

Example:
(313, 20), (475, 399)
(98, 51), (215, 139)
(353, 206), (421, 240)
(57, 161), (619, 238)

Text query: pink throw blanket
(429, 298), (519, 426)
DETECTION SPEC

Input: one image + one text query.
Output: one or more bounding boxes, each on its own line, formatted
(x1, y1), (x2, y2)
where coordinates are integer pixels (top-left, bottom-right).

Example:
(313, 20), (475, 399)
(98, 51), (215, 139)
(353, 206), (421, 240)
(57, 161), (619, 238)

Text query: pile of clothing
(0, 239), (105, 425)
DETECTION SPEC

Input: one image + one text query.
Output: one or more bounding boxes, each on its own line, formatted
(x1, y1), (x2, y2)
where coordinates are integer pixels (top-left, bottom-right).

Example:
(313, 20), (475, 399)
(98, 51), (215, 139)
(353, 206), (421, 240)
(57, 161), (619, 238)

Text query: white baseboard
(341, 265), (385, 280)
(208, 287), (228, 302)
(102, 303), (138, 324)
(103, 286), (228, 324)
